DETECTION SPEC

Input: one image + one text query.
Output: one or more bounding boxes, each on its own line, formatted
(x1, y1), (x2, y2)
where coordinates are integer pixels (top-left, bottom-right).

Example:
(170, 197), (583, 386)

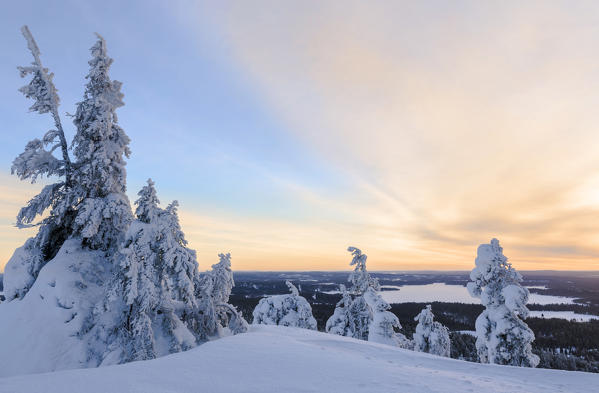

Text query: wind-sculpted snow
(0, 326), (595, 393)
(0, 240), (108, 377)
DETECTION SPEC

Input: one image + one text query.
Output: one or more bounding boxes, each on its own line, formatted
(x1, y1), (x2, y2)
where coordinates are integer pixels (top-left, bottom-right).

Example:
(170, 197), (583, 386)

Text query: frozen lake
(528, 311), (599, 322)
(370, 283), (578, 305)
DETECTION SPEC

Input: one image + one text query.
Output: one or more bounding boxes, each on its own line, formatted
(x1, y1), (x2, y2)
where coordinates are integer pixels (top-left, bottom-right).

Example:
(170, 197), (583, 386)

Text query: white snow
(528, 311), (599, 322)
(371, 283), (578, 305)
(0, 240), (108, 377)
(0, 326), (596, 393)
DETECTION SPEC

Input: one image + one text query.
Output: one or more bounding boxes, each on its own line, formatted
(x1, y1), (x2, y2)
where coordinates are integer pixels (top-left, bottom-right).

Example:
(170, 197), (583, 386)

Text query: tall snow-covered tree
(93, 180), (216, 364)
(252, 280), (317, 330)
(413, 305), (450, 357)
(346, 247), (379, 340)
(467, 239), (539, 367)
(71, 33), (132, 250)
(325, 284), (352, 336)
(4, 26), (77, 300)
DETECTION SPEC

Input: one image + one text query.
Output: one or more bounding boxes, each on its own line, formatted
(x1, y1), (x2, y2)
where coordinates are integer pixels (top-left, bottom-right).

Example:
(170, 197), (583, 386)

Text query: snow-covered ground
(0, 325), (596, 393)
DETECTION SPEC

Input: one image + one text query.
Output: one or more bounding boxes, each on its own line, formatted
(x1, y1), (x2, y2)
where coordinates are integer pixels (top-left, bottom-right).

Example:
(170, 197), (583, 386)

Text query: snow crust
(0, 325), (596, 393)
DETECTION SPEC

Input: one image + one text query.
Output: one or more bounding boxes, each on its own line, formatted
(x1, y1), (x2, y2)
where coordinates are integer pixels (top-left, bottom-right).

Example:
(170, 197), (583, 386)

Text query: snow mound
(0, 239), (108, 377)
(0, 325), (596, 393)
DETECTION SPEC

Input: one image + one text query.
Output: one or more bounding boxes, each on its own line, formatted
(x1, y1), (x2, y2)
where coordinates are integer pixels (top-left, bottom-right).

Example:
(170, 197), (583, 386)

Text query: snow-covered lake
(528, 311), (599, 322)
(327, 283), (578, 305)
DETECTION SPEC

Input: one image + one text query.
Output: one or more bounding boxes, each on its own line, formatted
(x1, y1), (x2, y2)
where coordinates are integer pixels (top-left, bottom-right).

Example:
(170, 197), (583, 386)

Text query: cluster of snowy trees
(251, 247), (450, 357)
(325, 247), (447, 354)
(251, 241), (539, 368)
(4, 26), (247, 365)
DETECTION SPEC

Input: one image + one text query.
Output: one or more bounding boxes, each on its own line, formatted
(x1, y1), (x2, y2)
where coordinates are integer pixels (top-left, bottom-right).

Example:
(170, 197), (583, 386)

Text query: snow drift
(0, 325), (595, 393)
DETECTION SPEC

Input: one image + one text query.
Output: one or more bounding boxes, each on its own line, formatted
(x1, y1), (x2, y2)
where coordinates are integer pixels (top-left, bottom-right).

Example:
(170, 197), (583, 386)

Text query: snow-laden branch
(18, 25), (72, 187)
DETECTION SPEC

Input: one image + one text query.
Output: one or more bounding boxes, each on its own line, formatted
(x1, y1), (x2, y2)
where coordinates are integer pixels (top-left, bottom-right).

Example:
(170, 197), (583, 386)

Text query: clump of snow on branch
(467, 239), (539, 367)
(252, 280), (317, 330)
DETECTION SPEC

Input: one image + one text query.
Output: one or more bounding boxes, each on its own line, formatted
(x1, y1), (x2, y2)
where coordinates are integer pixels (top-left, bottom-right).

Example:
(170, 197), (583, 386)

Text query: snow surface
(365, 283), (577, 305)
(528, 311), (599, 322)
(0, 325), (596, 393)
(0, 240), (108, 377)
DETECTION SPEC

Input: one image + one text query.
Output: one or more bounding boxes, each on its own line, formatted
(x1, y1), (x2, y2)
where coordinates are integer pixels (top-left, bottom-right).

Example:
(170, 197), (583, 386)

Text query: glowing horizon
(1, 1), (599, 272)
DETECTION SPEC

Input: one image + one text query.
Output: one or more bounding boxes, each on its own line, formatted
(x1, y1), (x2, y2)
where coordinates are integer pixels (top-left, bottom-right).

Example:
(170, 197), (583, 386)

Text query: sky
(1, 1), (599, 271)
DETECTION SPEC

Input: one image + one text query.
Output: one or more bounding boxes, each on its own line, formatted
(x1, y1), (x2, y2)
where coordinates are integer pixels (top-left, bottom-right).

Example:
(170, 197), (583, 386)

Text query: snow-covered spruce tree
(252, 280), (317, 329)
(210, 253), (234, 304)
(364, 287), (411, 348)
(467, 239), (539, 367)
(208, 253), (248, 335)
(413, 305), (450, 357)
(325, 284), (352, 336)
(4, 26), (77, 300)
(94, 180), (218, 364)
(343, 247), (380, 340)
(71, 33), (132, 250)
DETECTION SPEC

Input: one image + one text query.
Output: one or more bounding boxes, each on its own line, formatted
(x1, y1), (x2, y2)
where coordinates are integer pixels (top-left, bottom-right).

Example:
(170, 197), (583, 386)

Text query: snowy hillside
(0, 326), (596, 393)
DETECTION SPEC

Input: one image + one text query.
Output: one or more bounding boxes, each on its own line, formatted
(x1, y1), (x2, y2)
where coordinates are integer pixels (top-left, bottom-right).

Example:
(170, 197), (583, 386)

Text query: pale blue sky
(2, 1), (599, 270)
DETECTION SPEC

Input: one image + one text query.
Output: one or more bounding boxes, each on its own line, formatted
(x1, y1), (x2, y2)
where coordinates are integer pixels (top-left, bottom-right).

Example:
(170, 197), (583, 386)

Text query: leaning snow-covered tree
(413, 305), (450, 357)
(4, 27), (77, 300)
(467, 239), (539, 367)
(252, 280), (317, 330)
(364, 287), (411, 348)
(71, 33), (133, 250)
(326, 247), (384, 341)
(348, 246), (380, 295)
(93, 180), (232, 364)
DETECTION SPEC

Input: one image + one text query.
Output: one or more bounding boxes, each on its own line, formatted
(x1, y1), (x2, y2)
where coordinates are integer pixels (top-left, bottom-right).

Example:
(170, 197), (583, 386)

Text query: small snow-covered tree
(467, 239), (539, 367)
(413, 305), (450, 357)
(71, 33), (132, 250)
(252, 280), (317, 330)
(364, 287), (410, 348)
(325, 284), (352, 336)
(206, 252), (248, 334)
(210, 253), (234, 304)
